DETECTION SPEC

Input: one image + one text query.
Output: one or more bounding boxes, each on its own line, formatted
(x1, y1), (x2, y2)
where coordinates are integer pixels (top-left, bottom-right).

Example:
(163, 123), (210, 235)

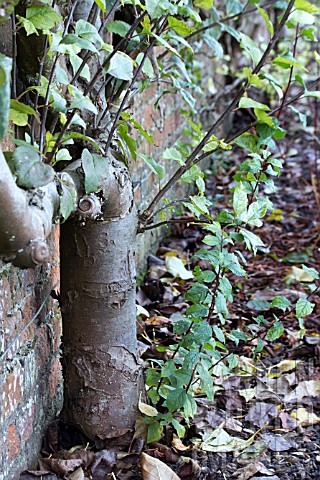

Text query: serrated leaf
(26, 5), (61, 31)
(81, 149), (108, 194)
(168, 16), (196, 36)
(145, 0), (175, 18)
(296, 298), (314, 318)
(166, 388), (187, 412)
(233, 181), (248, 216)
(270, 296), (291, 311)
(266, 322), (284, 341)
(138, 153), (165, 179)
(213, 325), (225, 343)
(68, 86), (98, 114)
(60, 34), (98, 53)
(75, 19), (102, 44)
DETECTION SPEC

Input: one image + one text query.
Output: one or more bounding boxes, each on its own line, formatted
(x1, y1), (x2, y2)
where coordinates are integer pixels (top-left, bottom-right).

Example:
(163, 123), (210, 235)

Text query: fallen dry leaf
(140, 452), (180, 480)
(290, 407), (320, 426)
(139, 396), (158, 417)
(68, 467), (84, 480)
(171, 434), (190, 452)
(232, 461), (275, 479)
(284, 380), (320, 403)
(38, 459), (82, 476)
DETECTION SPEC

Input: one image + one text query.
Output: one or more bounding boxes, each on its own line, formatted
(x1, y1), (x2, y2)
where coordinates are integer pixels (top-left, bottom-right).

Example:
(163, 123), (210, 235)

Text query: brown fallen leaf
(232, 461), (275, 479)
(171, 434), (190, 452)
(20, 472), (59, 480)
(38, 459), (82, 476)
(68, 468), (85, 480)
(140, 452), (180, 480)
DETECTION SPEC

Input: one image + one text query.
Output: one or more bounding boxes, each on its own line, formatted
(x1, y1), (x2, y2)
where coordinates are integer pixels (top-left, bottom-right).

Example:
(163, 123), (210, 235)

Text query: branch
(143, 0), (295, 217)
(0, 148), (74, 268)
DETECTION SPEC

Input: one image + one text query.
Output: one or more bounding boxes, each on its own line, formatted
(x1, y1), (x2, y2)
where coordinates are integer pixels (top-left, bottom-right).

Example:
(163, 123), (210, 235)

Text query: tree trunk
(60, 157), (143, 444)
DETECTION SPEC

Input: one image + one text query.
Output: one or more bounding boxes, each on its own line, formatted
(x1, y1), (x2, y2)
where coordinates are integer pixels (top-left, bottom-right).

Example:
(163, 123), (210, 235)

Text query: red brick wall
(0, 228), (62, 480)
(0, 77), (189, 478)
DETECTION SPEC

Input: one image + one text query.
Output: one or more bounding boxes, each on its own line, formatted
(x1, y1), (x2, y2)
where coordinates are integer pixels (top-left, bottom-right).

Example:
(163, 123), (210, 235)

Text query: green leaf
(55, 148), (72, 162)
(233, 182), (248, 217)
(302, 265), (319, 280)
(60, 34), (98, 53)
(59, 180), (77, 221)
(273, 57), (308, 71)
(257, 5), (274, 35)
(26, 5), (61, 31)
(168, 16), (196, 36)
(106, 20), (131, 37)
(239, 97), (269, 111)
(12, 145), (54, 188)
(118, 123), (137, 161)
(239, 228), (264, 254)
(138, 153), (165, 179)
(75, 19), (102, 44)
(0, 54), (12, 139)
(94, 0), (106, 13)
(295, 0), (319, 13)
(266, 322), (284, 341)
(233, 133), (260, 153)
(172, 418), (186, 438)
(213, 325), (225, 344)
(106, 52), (134, 81)
(271, 296), (291, 311)
(240, 33), (262, 66)
(68, 86), (98, 114)
(147, 421), (163, 443)
(69, 54), (91, 82)
(288, 9), (315, 25)
(166, 388), (187, 412)
(81, 149), (108, 194)
(194, 0), (213, 9)
(145, 0), (176, 18)
(136, 53), (154, 79)
(149, 31), (181, 58)
(16, 15), (38, 35)
(296, 298), (315, 317)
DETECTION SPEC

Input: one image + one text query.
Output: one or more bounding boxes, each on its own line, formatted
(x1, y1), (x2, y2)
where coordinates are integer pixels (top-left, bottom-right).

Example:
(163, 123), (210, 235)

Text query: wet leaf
(140, 452), (180, 480)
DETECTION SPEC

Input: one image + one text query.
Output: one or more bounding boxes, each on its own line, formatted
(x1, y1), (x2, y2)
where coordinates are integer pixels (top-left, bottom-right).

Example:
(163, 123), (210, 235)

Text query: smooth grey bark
(0, 147), (65, 267)
(60, 156), (143, 444)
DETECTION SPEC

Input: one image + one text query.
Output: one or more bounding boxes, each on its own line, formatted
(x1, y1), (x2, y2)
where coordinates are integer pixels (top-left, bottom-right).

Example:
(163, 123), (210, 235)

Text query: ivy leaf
(266, 322), (284, 341)
(81, 149), (108, 194)
(166, 388), (187, 412)
(68, 86), (98, 115)
(12, 145), (54, 188)
(233, 181), (248, 217)
(55, 148), (72, 162)
(296, 298), (315, 318)
(106, 53), (134, 81)
(0, 54), (12, 139)
(138, 153), (165, 179)
(59, 181), (77, 221)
